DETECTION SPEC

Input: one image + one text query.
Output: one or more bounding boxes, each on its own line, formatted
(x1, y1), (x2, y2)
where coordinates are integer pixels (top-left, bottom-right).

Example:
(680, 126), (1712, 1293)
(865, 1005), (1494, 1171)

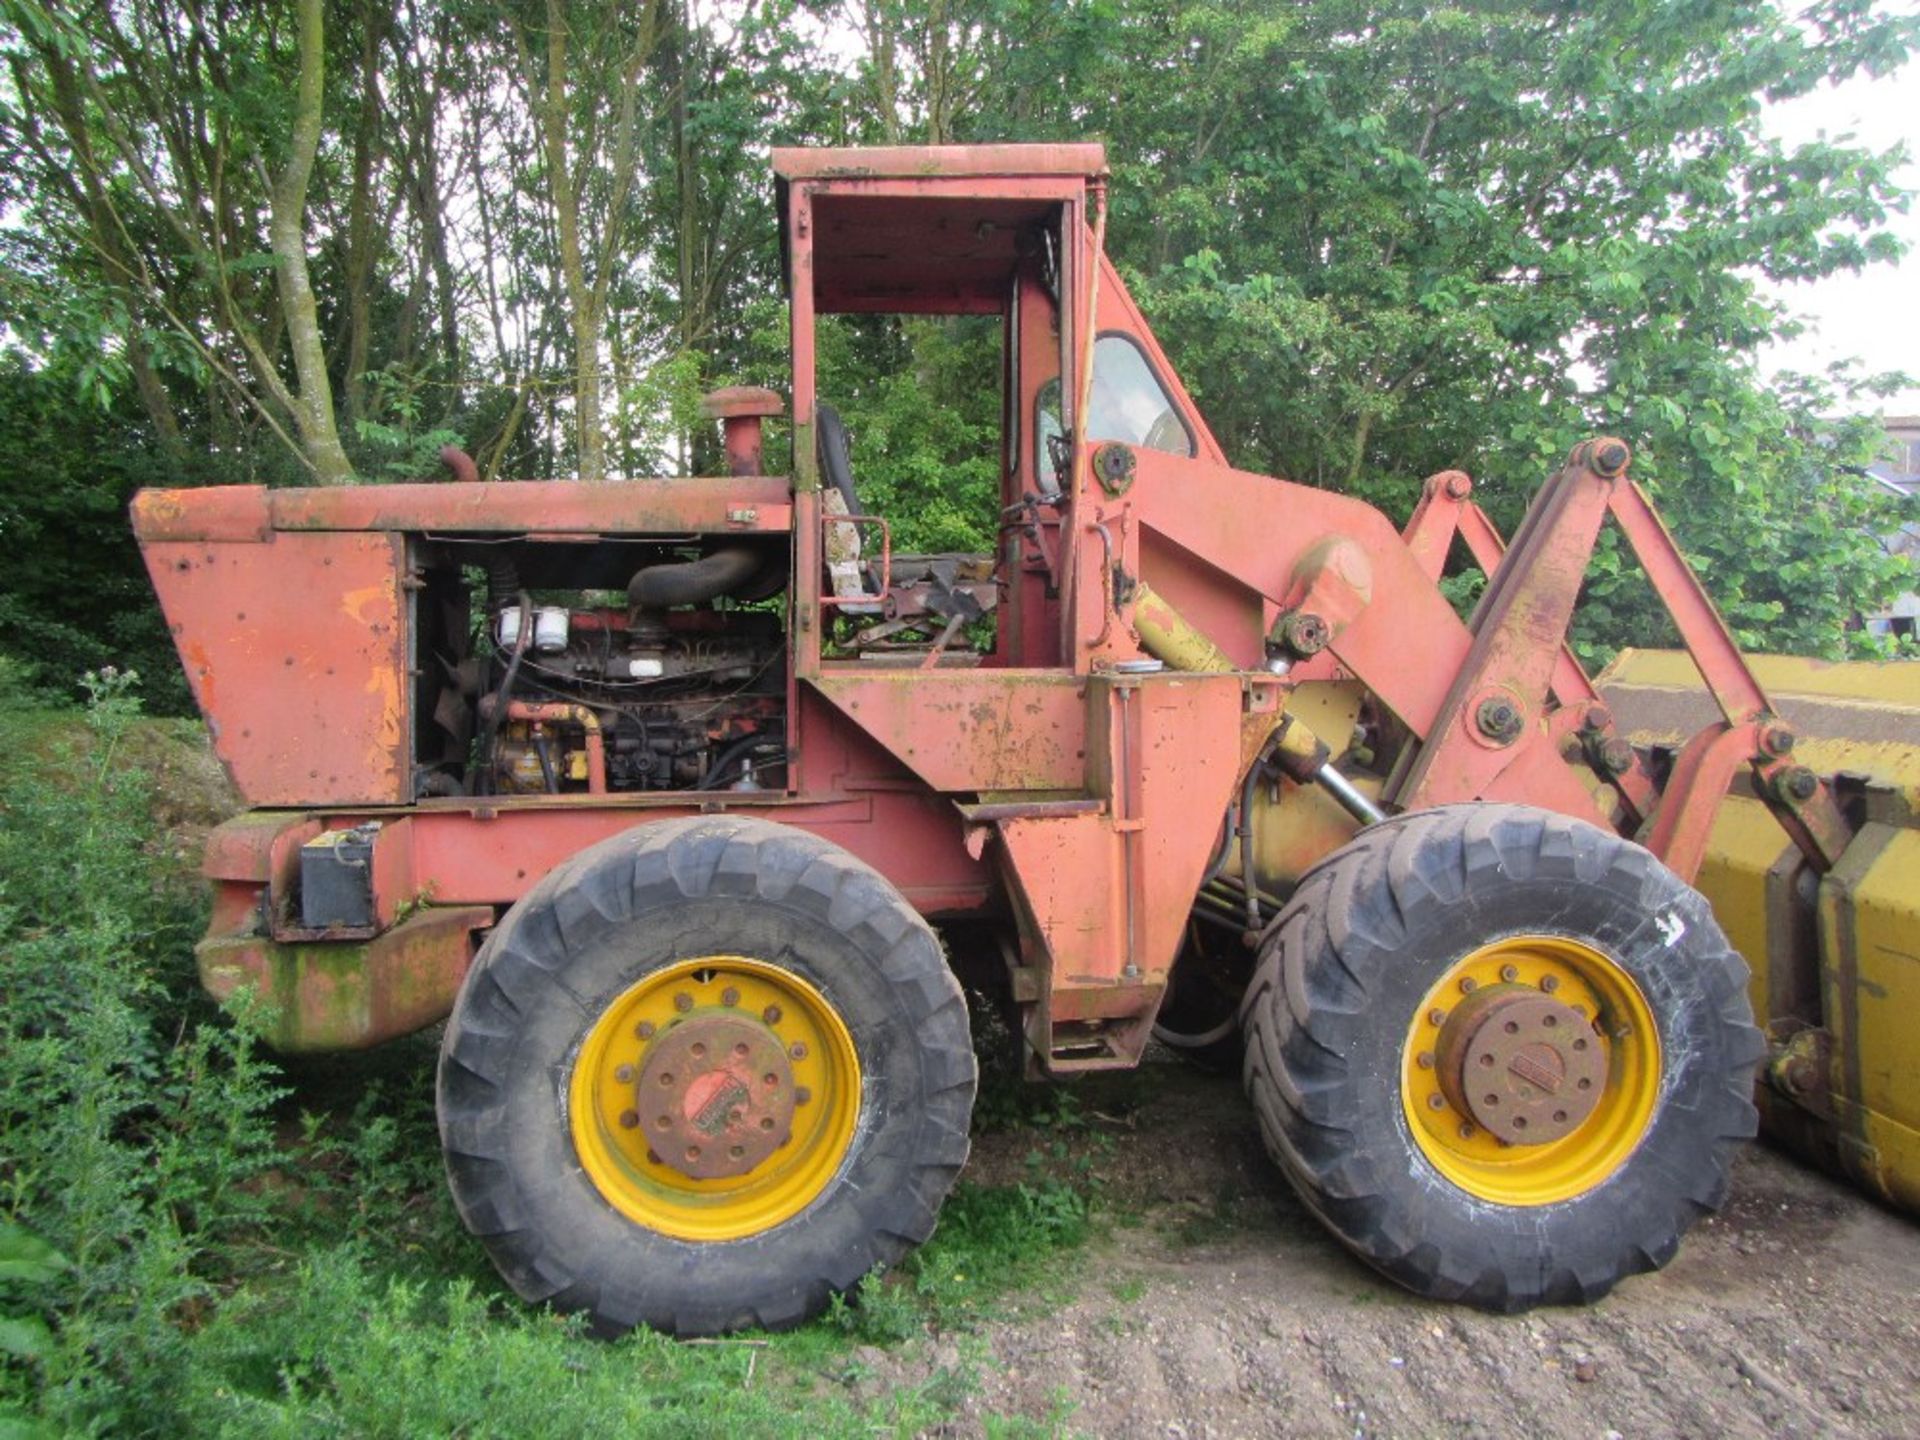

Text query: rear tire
(437, 816), (975, 1336)
(1239, 803), (1761, 1310)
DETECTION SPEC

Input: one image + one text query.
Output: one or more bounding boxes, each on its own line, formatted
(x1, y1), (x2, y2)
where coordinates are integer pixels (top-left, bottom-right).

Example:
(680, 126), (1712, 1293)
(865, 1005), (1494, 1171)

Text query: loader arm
(1391, 438), (1854, 884)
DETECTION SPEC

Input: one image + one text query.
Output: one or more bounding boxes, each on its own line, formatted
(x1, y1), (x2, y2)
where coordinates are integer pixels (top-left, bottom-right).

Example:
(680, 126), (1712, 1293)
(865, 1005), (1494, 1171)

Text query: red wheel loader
(132, 144), (1920, 1336)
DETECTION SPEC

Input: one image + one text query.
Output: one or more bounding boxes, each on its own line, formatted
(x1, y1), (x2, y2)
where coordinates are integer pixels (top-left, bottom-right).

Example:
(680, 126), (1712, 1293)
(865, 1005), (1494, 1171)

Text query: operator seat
(816, 403), (876, 606)
(816, 404), (864, 519)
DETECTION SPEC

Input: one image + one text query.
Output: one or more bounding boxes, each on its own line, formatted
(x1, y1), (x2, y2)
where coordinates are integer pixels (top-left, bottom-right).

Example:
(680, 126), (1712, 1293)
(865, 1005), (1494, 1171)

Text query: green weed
(0, 679), (1105, 1436)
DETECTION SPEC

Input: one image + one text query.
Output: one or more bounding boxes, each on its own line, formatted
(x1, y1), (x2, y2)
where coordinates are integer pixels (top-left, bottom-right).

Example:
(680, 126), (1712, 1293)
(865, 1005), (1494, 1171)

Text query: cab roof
(771, 143), (1108, 184)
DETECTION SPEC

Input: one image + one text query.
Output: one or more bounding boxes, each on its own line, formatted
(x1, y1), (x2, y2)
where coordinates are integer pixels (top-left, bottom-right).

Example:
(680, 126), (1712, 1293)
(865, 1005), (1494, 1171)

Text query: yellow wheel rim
(568, 956), (861, 1242)
(1401, 935), (1660, 1207)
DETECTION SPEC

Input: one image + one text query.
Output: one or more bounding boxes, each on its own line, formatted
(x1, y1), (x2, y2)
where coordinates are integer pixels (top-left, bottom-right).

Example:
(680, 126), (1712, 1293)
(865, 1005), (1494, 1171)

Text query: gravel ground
(862, 1059), (1920, 1439)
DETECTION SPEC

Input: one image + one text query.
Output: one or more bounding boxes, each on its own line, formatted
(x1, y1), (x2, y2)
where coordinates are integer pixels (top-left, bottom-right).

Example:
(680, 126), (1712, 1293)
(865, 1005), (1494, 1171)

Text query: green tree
(948, 0), (1918, 656)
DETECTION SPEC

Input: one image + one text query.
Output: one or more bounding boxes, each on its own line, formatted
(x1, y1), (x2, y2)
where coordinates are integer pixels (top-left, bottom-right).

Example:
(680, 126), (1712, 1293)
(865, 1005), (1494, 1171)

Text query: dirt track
(865, 1059), (1920, 1439)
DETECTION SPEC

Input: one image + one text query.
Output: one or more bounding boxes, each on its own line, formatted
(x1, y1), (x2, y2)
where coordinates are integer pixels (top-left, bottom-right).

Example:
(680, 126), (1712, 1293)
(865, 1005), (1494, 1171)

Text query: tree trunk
(271, 0), (354, 484)
(541, 0), (606, 481)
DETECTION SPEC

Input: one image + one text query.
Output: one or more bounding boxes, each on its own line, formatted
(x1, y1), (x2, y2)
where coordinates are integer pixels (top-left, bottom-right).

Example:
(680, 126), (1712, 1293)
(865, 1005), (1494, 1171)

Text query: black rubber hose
(626, 547), (763, 611)
(695, 731), (782, 791)
(484, 550), (521, 609)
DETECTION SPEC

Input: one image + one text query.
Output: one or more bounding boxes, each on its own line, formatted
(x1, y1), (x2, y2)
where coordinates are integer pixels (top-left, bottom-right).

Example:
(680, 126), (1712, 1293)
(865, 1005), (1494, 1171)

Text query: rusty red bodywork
(134, 144), (1848, 1060)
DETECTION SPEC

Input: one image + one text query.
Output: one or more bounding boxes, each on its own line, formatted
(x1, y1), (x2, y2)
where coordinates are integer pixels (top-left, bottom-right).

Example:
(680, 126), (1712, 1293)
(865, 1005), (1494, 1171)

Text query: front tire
(437, 816), (976, 1336)
(1240, 803), (1762, 1310)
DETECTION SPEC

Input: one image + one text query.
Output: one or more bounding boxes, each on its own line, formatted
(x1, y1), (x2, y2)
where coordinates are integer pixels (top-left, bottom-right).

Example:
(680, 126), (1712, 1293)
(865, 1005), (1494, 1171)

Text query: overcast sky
(1759, 44), (1920, 414)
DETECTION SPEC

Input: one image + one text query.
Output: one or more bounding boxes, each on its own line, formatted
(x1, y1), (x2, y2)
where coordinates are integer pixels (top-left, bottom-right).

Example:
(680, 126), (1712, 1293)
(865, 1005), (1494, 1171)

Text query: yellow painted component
(568, 956), (860, 1242)
(1599, 648), (1920, 804)
(1818, 825), (1920, 1213)
(566, 749), (588, 782)
(1605, 648), (1920, 706)
(1133, 580), (1238, 672)
(1601, 648), (1920, 1217)
(1402, 936), (1660, 1206)
(1694, 794), (1798, 1026)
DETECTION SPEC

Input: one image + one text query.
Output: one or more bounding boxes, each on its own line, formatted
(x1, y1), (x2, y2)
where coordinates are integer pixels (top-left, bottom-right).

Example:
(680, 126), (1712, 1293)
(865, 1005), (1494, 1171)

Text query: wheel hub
(1436, 987), (1606, 1144)
(635, 1014), (796, 1179)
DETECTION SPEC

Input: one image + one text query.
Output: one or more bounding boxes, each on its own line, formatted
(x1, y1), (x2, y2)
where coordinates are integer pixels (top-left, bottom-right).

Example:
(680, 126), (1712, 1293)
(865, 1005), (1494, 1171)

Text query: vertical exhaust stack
(701, 387), (784, 477)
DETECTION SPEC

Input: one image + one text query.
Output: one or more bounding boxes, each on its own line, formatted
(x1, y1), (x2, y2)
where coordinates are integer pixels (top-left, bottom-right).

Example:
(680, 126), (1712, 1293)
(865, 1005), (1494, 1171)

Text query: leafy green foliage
(0, 683), (1098, 1433)
(816, 314), (1003, 553)
(952, 0), (1919, 657)
(0, 673), (285, 1433)
(0, 362), (196, 711)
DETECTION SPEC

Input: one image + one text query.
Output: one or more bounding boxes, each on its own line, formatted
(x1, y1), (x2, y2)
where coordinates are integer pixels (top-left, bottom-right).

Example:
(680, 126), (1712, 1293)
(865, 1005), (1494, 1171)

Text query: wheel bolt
(1428, 1008), (1447, 1027)
(1427, 1093), (1447, 1111)
(674, 993), (693, 1013)
(614, 1064), (634, 1084)
(763, 1004), (783, 1024)
(1458, 1123), (1475, 1140)
(635, 1021), (656, 1040)
(1540, 975), (1560, 994)
(795, 1087), (812, 1106)
(721, 987), (740, 1007)
(1499, 964), (1518, 982)
(1459, 978), (1477, 994)
(618, 1109), (639, 1129)
(1416, 1051), (1435, 1070)
(790, 1042), (808, 1060)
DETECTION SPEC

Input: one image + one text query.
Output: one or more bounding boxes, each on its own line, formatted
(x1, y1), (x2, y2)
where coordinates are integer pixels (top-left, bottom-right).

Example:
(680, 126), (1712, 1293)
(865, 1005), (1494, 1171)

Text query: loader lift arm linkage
(1395, 438), (1855, 884)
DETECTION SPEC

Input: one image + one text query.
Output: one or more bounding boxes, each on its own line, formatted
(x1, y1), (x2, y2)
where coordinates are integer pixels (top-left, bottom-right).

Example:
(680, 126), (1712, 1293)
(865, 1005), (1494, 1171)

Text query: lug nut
(763, 1004), (783, 1025)
(789, 1042), (808, 1060)
(1540, 975), (1560, 994)
(1416, 1051), (1435, 1070)
(674, 993), (694, 1013)
(635, 1021), (656, 1040)
(618, 1109), (639, 1129)
(794, 1087), (812, 1106)
(614, 1064), (635, 1084)
(1499, 964), (1519, 983)
(1428, 1093), (1447, 1111)
(1459, 978), (1477, 994)
(1458, 1123), (1475, 1140)
(721, 987), (740, 1007)
(1429, 1008), (1448, 1027)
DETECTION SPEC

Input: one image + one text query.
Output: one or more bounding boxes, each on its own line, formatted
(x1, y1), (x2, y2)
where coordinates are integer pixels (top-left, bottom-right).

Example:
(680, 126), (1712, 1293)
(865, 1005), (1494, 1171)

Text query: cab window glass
(1035, 335), (1194, 490)
(1089, 335), (1194, 457)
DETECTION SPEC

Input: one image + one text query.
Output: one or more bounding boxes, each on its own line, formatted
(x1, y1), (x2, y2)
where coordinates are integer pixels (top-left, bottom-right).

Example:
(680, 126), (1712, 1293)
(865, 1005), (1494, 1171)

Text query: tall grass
(0, 672), (1091, 1437)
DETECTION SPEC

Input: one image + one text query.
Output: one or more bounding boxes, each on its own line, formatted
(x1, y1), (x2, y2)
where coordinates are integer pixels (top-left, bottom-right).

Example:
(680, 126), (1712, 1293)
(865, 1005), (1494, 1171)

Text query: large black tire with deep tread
(436, 815), (976, 1337)
(1239, 802), (1763, 1311)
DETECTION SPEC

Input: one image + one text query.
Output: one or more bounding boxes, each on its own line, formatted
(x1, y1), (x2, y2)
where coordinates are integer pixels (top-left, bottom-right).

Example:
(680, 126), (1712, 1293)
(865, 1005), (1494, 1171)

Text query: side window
(1088, 334), (1195, 458)
(1035, 334), (1195, 490)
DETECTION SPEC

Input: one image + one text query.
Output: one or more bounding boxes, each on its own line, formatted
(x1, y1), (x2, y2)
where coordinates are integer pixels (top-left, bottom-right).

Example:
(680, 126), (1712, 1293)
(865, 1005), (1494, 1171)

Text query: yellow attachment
(568, 956), (861, 1242)
(1600, 648), (1920, 1218)
(1817, 825), (1920, 1213)
(1402, 935), (1660, 1206)
(1599, 649), (1920, 806)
